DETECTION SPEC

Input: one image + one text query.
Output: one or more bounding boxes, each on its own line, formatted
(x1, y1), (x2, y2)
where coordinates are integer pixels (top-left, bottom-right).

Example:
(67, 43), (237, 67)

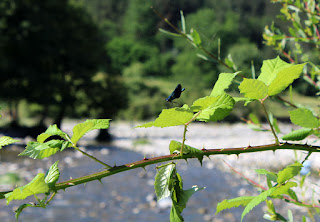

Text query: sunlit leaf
(268, 63), (306, 96)
(71, 119), (110, 144)
(258, 56), (292, 85)
(37, 124), (69, 143)
(277, 163), (302, 184)
(211, 72), (239, 97)
(282, 128), (313, 141)
(154, 163), (175, 201)
(5, 173), (49, 205)
(216, 196), (255, 214)
(0, 136), (19, 149)
(18, 141), (62, 159)
(241, 187), (277, 222)
(192, 93), (235, 122)
(239, 78), (268, 100)
(270, 181), (297, 197)
(289, 108), (320, 128)
(136, 106), (194, 128)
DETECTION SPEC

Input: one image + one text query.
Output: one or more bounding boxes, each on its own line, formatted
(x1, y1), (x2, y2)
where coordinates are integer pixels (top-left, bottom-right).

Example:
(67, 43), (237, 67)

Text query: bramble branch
(1, 142), (319, 199)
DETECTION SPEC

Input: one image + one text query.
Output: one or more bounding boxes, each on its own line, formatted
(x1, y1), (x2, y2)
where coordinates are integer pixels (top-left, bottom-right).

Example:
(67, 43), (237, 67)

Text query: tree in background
(0, 0), (127, 131)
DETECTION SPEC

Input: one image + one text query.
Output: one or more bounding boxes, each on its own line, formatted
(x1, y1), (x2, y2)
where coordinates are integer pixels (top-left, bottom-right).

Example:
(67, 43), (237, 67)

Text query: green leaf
(241, 187), (277, 222)
(255, 169), (278, 182)
(158, 28), (181, 37)
(18, 141), (62, 159)
(289, 108), (320, 128)
(287, 188), (298, 201)
(268, 63), (306, 96)
(5, 173), (49, 205)
(211, 72), (239, 97)
(176, 185), (204, 211)
(37, 124), (69, 143)
(71, 119), (110, 144)
(192, 93), (235, 122)
(233, 97), (254, 106)
(45, 161), (60, 188)
(288, 210), (293, 222)
(190, 28), (201, 46)
(137, 106), (194, 128)
(0, 136), (19, 149)
(238, 78), (268, 100)
(171, 185), (205, 222)
(277, 163), (302, 184)
(154, 163), (175, 201)
(15, 203), (33, 221)
(170, 204), (184, 222)
(216, 196), (255, 214)
(180, 10), (186, 33)
(270, 181), (297, 197)
(169, 140), (204, 165)
(249, 113), (260, 125)
(258, 56), (292, 86)
(281, 128), (313, 141)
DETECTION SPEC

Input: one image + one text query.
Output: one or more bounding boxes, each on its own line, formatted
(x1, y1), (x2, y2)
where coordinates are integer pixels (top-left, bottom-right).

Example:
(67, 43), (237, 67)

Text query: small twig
(260, 100), (280, 144)
(301, 152), (312, 165)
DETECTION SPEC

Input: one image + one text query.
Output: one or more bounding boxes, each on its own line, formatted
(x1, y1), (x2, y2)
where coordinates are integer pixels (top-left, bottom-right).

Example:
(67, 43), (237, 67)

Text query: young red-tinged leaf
(136, 106), (194, 128)
(71, 119), (110, 144)
(277, 163), (302, 184)
(289, 108), (320, 128)
(239, 78), (268, 100)
(5, 173), (49, 205)
(241, 187), (277, 222)
(282, 128), (313, 141)
(154, 163), (175, 201)
(0, 136), (19, 149)
(216, 196), (255, 214)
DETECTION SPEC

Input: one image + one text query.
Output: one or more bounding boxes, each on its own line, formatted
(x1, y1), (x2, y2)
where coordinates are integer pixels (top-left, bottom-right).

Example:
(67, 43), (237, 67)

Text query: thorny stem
(260, 100), (280, 145)
(2, 142), (319, 200)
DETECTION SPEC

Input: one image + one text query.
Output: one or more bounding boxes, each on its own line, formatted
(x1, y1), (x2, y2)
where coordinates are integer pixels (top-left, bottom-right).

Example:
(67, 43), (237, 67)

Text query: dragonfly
(166, 84), (185, 102)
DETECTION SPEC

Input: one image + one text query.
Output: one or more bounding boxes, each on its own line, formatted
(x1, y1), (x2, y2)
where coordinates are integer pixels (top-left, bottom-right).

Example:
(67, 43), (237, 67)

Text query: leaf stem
(180, 124), (188, 156)
(66, 135), (112, 169)
(260, 100), (280, 144)
(73, 146), (112, 169)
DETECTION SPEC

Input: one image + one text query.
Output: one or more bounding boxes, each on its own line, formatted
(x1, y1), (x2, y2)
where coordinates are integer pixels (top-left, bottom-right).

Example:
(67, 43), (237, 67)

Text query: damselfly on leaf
(166, 84), (185, 102)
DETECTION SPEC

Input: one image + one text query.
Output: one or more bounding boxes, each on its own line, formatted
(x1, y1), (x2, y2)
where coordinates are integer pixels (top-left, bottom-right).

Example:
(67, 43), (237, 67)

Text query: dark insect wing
(166, 84), (184, 102)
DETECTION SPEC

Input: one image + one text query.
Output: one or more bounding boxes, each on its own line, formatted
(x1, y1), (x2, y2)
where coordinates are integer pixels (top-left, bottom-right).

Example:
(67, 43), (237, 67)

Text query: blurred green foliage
(0, 0), (317, 125)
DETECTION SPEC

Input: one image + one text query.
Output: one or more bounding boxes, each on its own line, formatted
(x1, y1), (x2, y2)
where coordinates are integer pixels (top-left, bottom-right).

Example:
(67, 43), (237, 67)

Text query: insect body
(166, 84), (185, 102)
